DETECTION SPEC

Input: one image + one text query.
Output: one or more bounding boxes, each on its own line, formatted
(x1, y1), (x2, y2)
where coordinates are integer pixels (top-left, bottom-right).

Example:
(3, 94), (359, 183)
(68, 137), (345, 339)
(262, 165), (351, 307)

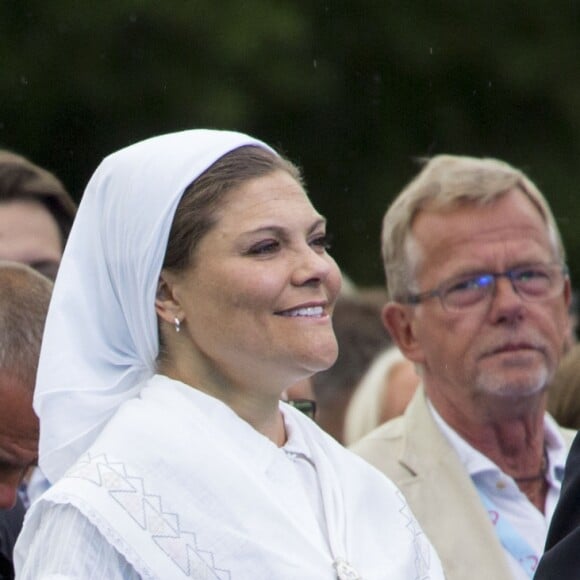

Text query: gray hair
(0, 261), (53, 390)
(381, 155), (565, 301)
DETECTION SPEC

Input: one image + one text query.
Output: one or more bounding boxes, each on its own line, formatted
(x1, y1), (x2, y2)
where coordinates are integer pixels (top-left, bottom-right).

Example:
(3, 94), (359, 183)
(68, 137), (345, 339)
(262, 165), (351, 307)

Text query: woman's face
(166, 169), (342, 394)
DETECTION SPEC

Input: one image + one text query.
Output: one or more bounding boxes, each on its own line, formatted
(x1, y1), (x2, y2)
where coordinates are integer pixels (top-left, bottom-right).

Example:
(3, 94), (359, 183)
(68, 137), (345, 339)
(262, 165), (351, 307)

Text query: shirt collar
(427, 399), (567, 485)
(280, 402), (315, 462)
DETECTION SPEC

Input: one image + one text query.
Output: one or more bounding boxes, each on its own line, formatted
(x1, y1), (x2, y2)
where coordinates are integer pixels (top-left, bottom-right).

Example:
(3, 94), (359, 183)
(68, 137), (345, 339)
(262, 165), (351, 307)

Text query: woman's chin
(303, 343), (339, 374)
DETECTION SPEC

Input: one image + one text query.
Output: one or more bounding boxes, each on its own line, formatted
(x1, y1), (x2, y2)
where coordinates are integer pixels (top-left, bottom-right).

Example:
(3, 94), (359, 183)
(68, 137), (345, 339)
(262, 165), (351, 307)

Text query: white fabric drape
(34, 130), (272, 484)
(17, 375), (444, 579)
(23, 129), (446, 579)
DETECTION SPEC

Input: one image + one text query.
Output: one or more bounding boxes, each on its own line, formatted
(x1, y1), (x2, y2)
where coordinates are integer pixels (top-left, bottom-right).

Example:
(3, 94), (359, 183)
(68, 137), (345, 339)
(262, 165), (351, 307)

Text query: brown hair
(162, 145), (302, 273)
(0, 150), (77, 248)
(157, 145), (302, 360)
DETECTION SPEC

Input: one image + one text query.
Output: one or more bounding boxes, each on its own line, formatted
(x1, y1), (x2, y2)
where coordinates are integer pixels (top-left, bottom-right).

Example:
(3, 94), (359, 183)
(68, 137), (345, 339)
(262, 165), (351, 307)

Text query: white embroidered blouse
(16, 376), (445, 579)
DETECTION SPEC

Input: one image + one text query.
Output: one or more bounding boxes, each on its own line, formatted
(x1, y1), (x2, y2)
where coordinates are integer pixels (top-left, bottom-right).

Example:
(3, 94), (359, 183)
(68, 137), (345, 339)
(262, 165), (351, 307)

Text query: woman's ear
(155, 270), (182, 325)
(382, 302), (425, 364)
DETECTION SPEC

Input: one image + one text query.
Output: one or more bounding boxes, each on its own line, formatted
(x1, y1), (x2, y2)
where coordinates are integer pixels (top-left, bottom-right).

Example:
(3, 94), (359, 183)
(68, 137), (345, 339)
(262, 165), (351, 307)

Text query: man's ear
(382, 302), (425, 364)
(155, 270), (182, 325)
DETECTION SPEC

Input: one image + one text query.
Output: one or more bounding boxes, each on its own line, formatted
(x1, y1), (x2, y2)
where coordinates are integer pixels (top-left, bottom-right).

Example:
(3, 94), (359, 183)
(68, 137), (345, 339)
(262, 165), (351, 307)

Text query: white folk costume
(15, 130), (445, 579)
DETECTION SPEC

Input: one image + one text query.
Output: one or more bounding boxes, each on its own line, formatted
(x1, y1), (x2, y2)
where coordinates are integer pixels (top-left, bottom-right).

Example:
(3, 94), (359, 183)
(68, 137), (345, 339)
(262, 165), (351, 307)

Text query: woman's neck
(158, 362), (288, 446)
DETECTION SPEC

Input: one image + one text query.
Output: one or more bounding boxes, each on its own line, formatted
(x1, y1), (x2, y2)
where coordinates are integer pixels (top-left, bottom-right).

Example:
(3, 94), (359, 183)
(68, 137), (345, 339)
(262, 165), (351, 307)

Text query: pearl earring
(174, 317), (181, 333)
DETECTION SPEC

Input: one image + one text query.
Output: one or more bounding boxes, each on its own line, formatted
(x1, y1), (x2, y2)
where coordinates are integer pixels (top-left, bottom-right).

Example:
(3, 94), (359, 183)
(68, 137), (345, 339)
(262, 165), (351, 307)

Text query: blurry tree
(2, 0), (580, 288)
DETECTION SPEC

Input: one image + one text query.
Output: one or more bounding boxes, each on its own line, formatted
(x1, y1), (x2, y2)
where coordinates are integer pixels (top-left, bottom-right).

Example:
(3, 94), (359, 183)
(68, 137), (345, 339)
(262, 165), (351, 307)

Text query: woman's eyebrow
(308, 217), (327, 233)
(242, 217), (327, 237)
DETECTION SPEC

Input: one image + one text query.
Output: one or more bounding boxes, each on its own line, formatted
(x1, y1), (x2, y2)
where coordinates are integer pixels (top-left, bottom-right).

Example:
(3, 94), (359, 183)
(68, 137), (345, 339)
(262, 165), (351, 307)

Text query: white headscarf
(34, 129), (273, 483)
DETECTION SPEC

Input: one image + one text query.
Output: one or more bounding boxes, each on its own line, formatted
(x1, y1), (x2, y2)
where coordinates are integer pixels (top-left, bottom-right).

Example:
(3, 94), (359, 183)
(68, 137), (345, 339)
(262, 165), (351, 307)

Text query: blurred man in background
(0, 151), (75, 579)
(0, 150), (76, 281)
(0, 263), (53, 579)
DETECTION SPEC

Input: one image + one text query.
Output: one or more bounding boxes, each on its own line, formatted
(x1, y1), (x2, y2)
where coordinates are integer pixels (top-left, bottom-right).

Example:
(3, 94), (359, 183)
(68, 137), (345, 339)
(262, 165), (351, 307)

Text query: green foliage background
(2, 1), (580, 287)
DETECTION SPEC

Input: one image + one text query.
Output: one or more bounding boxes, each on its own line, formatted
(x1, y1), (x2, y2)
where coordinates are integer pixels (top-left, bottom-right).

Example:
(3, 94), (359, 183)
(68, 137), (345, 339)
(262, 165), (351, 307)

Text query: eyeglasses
(287, 399), (317, 420)
(401, 262), (568, 312)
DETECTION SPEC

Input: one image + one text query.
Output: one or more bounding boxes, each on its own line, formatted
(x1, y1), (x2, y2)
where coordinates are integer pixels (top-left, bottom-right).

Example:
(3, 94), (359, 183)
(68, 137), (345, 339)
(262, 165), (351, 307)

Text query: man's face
(0, 199), (62, 280)
(0, 378), (38, 509)
(390, 189), (570, 411)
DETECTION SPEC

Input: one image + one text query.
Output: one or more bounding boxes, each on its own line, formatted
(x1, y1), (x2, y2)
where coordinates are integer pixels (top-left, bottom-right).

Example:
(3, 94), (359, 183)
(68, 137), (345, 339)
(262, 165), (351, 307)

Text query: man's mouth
(483, 342), (544, 360)
(493, 343), (536, 354)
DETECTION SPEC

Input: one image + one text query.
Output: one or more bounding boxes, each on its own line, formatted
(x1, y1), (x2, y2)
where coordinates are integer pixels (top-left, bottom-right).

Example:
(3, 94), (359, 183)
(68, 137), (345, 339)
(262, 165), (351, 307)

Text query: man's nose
(494, 275), (521, 300)
(488, 275), (525, 323)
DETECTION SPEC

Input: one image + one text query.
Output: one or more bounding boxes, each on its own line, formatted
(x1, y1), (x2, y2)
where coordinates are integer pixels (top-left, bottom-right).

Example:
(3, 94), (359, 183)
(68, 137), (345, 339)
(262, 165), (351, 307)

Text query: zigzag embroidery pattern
(66, 453), (232, 579)
(396, 489), (432, 580)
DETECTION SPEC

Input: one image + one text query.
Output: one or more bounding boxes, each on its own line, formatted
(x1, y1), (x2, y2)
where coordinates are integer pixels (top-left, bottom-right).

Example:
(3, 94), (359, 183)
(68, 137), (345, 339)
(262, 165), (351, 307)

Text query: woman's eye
(311, 233), (332, 251)
(247, 240), (280, 255)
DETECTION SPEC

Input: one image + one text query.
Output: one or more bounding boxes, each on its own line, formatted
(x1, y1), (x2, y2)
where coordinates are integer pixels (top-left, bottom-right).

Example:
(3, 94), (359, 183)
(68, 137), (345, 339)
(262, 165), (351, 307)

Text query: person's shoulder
(347, 415), (407, 477)
(350, 415), (406, 451)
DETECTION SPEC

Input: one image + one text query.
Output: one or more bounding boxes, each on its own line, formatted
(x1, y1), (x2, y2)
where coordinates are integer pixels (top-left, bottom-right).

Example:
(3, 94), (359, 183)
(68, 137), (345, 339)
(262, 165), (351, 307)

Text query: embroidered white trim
(66, 453), (231, 579)
(396, 489), (433, 578)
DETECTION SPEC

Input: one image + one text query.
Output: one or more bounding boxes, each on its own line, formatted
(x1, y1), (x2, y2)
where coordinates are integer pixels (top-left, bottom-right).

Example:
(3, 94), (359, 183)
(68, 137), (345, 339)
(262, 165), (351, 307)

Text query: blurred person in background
(536, 359), (580, 577)
(15, 130), (444, 579)
(0, 150), (77, 510)
(344, 345), (420, 446)
(546, 342), (580, 430)
(0, 263), (53, 580)
(281, 282), (388, 432)
(522, 302), (580, 579)
(0, 151), (75, 580)
(310, 294), (392, 443)
(0, 150), (76, 281)
(563, 289), (578, 353)
(352, 154), (575, 580)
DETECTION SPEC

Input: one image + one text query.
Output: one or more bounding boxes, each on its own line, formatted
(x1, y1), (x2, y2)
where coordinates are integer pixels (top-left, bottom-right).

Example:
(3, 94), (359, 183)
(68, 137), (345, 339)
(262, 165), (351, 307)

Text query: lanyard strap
(475, 485), (538, 577)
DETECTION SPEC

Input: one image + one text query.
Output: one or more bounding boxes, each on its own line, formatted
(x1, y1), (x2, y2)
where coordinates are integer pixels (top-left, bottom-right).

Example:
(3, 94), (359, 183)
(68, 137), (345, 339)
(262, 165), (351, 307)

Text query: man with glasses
(352, 155), (575, 580)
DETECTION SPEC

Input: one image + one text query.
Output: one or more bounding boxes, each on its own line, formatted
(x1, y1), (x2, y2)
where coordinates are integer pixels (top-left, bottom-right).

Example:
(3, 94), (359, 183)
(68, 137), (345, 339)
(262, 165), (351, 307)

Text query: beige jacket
(351, 387), (576, 580)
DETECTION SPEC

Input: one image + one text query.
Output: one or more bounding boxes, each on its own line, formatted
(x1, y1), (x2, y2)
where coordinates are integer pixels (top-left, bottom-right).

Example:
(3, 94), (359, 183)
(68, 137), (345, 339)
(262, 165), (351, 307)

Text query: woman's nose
(292, 246), (333, 286)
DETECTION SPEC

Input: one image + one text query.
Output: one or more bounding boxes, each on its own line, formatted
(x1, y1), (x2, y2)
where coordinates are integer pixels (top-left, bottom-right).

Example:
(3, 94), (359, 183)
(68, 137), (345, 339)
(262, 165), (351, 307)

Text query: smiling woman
(156, 161), (342, 415)
(14, 130), (444, 580)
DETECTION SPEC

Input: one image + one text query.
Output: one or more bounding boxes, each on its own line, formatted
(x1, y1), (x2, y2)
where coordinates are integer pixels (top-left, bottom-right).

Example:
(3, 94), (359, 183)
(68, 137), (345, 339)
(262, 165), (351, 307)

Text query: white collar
(428, 399), (567, 485)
